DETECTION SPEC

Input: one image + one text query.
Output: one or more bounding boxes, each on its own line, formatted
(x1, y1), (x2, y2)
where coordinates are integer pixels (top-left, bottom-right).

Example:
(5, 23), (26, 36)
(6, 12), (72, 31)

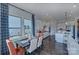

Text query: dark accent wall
(32, 14), (35, 36)
(0, 3), (1, 54)
(0, 3), (9, 55)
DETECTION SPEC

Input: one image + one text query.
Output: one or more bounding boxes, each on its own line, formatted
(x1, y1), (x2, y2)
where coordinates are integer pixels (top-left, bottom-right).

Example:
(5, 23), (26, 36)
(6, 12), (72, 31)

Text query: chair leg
(25, 51), (28, 55)
(26, 52), (31, 55)
(37, 46), (42, 54)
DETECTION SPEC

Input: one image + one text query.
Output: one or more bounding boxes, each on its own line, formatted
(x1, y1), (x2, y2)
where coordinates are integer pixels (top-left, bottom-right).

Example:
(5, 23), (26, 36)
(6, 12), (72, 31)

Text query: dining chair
(35, 36), (43, 54)
(6, 39), (25, 55)
(26, 37), (38, 54)
(37, 36), (43, 48)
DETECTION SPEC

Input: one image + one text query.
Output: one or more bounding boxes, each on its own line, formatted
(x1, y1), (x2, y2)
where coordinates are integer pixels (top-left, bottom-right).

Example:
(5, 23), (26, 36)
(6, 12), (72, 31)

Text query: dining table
(15, 38), (30, 48)
(15, 38), (31, 54)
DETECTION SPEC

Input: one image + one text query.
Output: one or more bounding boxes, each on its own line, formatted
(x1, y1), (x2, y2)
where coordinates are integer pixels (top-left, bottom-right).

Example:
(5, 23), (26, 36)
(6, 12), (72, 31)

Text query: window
(24, 19), (33, 36)
(9, 15), (21, 36)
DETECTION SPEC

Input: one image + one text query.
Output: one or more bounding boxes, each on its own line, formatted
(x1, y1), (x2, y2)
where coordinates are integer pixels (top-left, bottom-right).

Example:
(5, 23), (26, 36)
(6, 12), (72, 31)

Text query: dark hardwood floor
(28, 35), (68, 55)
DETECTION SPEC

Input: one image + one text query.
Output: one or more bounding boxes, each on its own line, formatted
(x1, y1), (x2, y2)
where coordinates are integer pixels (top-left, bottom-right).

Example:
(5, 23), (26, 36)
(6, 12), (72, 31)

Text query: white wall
(35, 16), (57, 36)
(35, 17), (47, 35)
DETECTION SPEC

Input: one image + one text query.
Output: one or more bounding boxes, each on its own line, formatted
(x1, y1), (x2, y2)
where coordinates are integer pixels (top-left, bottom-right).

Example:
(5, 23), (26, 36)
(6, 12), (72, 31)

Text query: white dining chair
(37, 36), (43, 48)
(26, 37), (38, 54)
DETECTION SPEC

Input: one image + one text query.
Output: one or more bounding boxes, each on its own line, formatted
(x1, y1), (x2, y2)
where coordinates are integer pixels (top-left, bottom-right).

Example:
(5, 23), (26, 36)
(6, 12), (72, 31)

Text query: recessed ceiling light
(65, 22), (68, 25)
(69, 14), (71, 17)
(73, 4), (77, 8)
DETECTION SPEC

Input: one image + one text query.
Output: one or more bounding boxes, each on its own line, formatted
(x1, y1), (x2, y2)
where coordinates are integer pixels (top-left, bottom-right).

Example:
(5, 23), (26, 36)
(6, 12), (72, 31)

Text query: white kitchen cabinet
(55, 33), (64, 43)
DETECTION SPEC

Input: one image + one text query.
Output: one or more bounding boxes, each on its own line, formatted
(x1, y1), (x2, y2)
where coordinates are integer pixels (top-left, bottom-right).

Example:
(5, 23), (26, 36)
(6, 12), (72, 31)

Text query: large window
(9, 16), (33, 37)
(24, 19), (33, 36)
(9, 15), (21, 36)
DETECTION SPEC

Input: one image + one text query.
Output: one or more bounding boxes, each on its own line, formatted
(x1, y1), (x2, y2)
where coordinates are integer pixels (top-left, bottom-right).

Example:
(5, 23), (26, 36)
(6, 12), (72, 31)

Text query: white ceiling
(11, 3), (79, 21)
